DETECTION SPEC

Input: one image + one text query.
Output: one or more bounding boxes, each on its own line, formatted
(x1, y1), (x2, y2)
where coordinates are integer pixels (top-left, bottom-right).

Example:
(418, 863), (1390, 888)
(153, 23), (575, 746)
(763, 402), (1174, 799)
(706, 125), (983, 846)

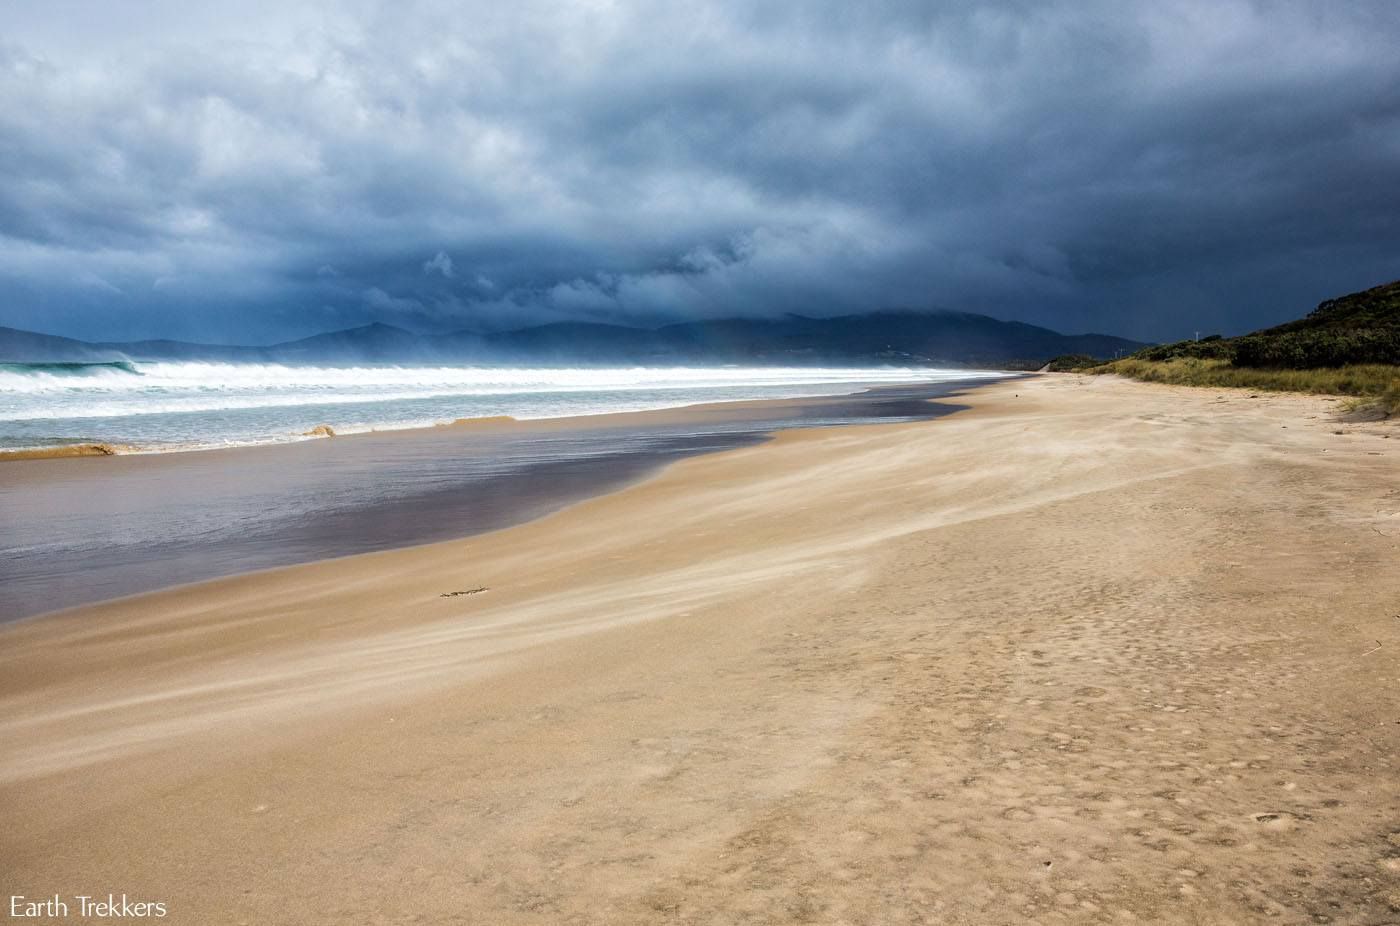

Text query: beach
(0, 381), (979, 621)
(2, 373), (1398, 922)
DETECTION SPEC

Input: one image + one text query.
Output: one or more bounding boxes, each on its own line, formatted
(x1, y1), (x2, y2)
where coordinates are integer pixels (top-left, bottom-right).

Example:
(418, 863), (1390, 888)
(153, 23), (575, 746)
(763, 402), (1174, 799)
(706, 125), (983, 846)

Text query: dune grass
(1090, 358), (1400, 416)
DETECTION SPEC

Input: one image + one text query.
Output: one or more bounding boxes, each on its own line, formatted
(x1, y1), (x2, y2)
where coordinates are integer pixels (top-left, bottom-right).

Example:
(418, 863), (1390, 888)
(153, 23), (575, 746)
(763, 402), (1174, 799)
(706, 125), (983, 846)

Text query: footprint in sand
(1251, 811), (1309, 830)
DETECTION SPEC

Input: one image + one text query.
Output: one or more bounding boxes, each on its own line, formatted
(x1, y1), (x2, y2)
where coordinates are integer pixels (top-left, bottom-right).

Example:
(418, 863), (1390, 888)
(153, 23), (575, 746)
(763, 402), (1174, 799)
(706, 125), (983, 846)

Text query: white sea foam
(0, 361), (998, 450)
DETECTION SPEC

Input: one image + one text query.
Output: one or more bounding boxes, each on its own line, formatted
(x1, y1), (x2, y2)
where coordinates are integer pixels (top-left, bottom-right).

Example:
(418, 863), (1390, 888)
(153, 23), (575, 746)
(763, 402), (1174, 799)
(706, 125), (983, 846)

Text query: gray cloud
(422, 251), (454, 279)
(0, 0), (1397, 343)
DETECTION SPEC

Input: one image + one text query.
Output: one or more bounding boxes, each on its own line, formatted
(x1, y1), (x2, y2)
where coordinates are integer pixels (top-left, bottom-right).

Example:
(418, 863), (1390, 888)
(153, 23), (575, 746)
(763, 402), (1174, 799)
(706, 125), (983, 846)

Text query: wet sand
(0, 442), (128, 461)
(2, 374), (1398, 923)
(0, 382), (983, 621)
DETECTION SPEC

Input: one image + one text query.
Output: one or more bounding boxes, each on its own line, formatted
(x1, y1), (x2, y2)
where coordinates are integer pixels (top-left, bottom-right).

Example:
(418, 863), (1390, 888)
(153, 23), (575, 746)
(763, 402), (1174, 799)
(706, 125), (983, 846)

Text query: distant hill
(481, 312), (1143, 367)
(265, 323), (434, 362)
(0, 326), (263, 363)
(1129, 279), (1400, 368)
(0, 326), (114, 362)
(0, 310), (1145, 368)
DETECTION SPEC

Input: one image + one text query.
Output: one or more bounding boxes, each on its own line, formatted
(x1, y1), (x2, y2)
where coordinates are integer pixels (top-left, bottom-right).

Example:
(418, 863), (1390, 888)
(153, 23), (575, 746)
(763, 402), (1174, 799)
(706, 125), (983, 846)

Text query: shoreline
(0, 370), (1003, 462)
(2, 374), (1396, 922)
(0, 441), (131, 461)
(0, 378), (1003, 622)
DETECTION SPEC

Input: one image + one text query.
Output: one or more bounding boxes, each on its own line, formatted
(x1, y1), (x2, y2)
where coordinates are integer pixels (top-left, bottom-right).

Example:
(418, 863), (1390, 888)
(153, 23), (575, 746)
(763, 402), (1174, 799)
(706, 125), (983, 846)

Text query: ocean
(0, 361), (999, 452)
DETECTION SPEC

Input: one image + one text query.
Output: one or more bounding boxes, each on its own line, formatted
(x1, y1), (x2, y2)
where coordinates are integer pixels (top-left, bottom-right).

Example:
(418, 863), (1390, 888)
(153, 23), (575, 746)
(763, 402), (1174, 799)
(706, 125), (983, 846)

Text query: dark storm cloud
(0, 0), (1397, 342)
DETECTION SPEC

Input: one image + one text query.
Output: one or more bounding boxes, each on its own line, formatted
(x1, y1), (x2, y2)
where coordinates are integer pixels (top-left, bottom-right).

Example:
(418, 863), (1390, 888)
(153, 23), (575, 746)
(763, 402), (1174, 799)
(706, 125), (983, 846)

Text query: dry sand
(2, 374), (1398, 924)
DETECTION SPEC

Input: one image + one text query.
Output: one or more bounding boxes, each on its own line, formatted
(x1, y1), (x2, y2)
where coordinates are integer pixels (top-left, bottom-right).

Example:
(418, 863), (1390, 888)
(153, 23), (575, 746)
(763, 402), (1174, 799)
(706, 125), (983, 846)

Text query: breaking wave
(0, 361), (998, 450)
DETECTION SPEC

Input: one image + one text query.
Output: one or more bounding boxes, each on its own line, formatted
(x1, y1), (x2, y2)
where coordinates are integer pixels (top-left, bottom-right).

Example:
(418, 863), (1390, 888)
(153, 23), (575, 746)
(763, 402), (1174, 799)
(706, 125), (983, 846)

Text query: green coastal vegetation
(1052, 279), (1400, 416)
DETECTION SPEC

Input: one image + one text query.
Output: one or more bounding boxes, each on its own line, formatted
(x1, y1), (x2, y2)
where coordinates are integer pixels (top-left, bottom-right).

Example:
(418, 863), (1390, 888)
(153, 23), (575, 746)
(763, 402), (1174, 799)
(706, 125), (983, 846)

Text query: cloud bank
(1, 0), (1397, 342)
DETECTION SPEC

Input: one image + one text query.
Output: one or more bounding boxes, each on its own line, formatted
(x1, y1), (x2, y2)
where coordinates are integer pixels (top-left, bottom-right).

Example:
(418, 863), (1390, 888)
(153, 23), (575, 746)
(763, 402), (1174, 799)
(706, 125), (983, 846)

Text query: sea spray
(0, 363), (998, 452)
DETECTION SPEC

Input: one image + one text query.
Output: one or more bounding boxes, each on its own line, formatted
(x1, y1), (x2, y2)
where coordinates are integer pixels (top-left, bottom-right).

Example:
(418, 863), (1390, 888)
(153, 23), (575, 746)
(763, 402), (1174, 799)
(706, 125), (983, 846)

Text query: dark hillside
(1127, 280), (1400, 368)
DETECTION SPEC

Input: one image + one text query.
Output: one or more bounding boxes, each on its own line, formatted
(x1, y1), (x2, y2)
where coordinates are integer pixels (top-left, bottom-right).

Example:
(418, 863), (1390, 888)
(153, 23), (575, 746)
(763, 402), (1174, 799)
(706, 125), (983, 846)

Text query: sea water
(0, 361), (998, 452)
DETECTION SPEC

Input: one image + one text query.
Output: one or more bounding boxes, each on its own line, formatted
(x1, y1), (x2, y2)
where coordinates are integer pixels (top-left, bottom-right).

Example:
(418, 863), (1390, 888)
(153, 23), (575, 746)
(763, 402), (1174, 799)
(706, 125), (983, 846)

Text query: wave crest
(0, 362), (998, 427)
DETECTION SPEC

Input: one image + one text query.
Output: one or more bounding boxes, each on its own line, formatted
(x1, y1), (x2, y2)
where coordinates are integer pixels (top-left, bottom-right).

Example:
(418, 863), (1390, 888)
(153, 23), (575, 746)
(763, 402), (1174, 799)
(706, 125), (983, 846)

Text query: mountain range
(0, 310), (1146, 368)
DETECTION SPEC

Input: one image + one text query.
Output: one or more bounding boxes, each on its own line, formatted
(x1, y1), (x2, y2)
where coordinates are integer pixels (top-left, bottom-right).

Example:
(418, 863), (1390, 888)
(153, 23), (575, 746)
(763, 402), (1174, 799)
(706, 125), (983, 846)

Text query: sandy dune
(2, 374), (1398, 923)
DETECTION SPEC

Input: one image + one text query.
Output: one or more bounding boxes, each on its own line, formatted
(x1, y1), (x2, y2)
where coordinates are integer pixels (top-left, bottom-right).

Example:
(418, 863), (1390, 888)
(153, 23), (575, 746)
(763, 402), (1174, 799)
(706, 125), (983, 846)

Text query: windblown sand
(2, 375), (1398, 923)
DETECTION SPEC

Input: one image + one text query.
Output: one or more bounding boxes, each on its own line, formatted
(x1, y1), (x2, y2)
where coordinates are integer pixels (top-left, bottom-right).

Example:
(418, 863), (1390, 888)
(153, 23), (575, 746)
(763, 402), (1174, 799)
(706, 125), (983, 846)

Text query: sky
(0, 0), (1397, 344)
